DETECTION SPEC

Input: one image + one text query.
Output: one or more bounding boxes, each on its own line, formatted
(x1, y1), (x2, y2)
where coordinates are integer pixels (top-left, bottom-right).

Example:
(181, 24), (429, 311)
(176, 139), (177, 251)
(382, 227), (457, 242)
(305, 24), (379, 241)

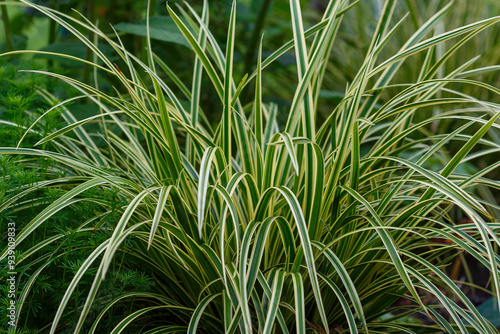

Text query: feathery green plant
(2, 0), (500, 333)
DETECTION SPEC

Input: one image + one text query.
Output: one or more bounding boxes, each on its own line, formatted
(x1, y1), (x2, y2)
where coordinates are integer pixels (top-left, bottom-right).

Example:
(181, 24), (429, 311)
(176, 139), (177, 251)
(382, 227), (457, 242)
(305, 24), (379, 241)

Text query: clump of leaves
(0, 58), (153, 332)
(1, 0), (500, 333)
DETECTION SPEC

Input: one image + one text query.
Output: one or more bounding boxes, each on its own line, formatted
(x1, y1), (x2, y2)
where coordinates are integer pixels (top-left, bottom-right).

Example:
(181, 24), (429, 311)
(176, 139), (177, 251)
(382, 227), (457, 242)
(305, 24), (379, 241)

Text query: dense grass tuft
(1, 0), (500, 333)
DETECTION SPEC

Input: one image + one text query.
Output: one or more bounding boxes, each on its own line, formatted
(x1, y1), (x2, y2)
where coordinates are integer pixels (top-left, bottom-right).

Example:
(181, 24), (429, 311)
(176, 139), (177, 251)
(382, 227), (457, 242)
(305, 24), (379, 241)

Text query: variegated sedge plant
(315, 0), (500, 141)
(1, 0), (500, 333)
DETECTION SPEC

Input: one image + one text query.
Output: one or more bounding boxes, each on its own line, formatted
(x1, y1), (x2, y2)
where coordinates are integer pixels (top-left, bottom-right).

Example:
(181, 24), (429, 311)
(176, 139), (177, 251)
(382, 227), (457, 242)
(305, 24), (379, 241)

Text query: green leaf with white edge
(221, 0), (236, 162)
(400, 250), (493, 333)
(318, 272), (359, 334)
(34, 110), (125, 147)
(102, 188), (154, 277)
(89, 292), (187, 334)
(148, 185), (173, 249)
(246, 217), (294, 297)
(378, 156), (488, 216)
(14, 254), (63, 328)
(187, 293), (222, 334)
(342, 186), (423, 310)
(214, 183), (241, 285)
(371, 15), (500, 78)
(111, 306), (192, 334)
(254, 35), (264, 153)
(407, 267), (468, 333)
(291, 273), (306, 334)
(167, 4), (223, 99)
(1, 178), (107, 260)
(421, 110), (500, 202)
(49, 240), (109, 334)
(262, 269), (286, 334)
(73, 222), (149, 334)
(197, 146), (220, 239)
(223, 290), (232, 332)
(274, 132), (300, 176)
(238, 220), (260, 333)
(189, 0), (207, 141)
(256, 271), (290, 334)
(312, 241), (368, 332)
(142, 326), (188, 334)
(256, 186), (328, 333)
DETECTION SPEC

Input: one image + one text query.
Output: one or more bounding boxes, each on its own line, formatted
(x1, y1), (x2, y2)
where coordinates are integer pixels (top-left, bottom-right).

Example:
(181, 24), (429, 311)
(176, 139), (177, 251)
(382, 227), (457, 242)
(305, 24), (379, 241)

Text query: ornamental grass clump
(1, 0), (500, 333)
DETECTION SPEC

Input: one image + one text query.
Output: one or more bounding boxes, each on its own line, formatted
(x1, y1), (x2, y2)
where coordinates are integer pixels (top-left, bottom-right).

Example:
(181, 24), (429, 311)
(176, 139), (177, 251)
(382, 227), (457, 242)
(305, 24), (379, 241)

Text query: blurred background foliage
(2, 0), (498, 115)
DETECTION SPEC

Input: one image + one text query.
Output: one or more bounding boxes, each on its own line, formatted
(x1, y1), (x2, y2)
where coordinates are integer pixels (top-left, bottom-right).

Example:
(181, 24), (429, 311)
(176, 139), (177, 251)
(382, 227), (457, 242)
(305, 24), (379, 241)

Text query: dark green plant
(0, 58), (155, 333)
